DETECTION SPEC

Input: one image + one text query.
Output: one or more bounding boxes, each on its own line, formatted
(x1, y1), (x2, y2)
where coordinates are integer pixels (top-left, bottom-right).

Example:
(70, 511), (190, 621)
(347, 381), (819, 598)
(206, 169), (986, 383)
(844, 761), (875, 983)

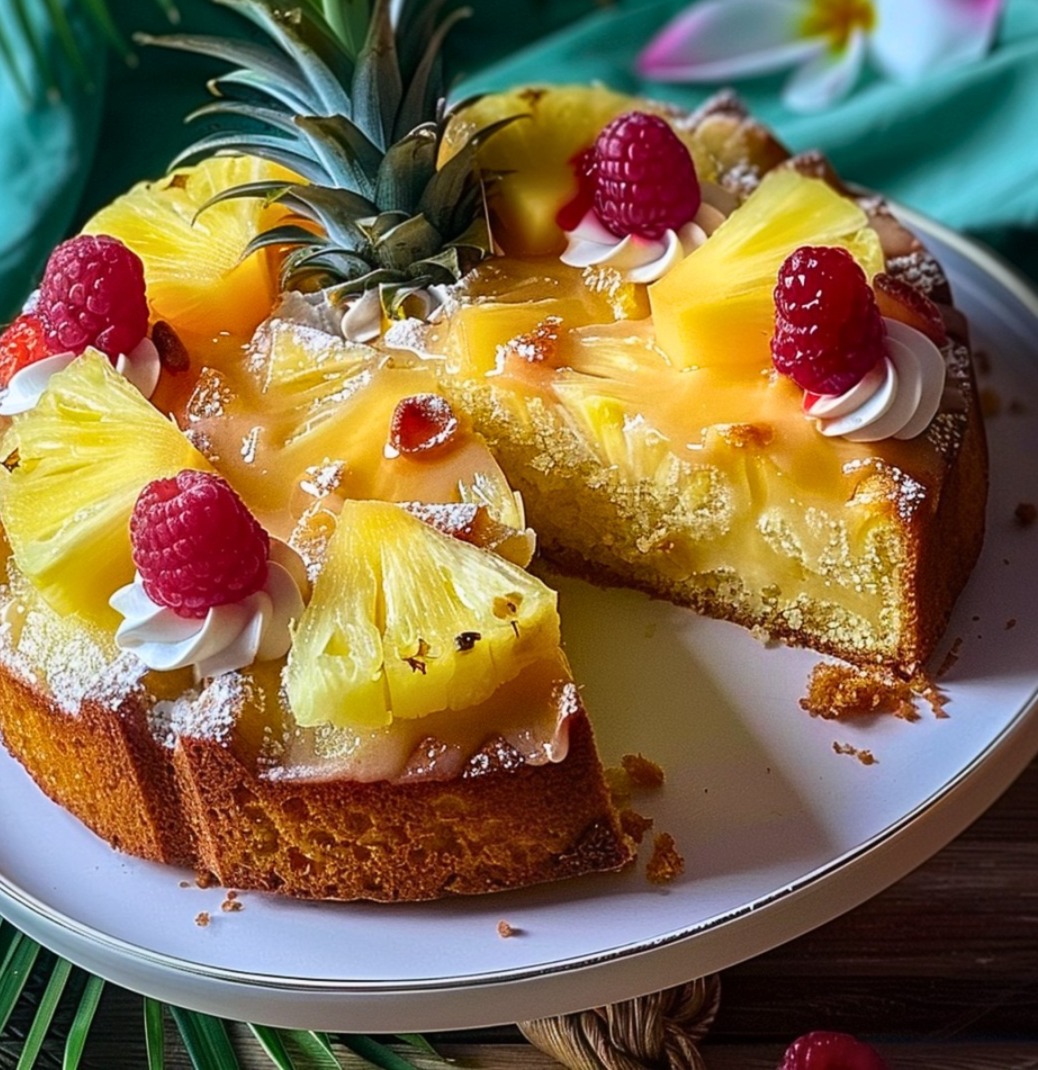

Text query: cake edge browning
(0, 664), (194, 864)
(173, 704), (632, 901)
(0, 661), (634, 901)
(895, 338), (988, 673)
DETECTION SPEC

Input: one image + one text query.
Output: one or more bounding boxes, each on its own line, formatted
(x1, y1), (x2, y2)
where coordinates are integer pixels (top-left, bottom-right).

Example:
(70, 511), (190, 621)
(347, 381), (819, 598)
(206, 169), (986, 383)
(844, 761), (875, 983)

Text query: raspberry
(556, 147), (597, 232)
(130, 471), (269, 619)
(592, 111), (701, 240)
(389, 394), (459, 456)
(0, 314), (50, 388)
(37, 234), (148, 359)
(779, 1030), (889, 1070)
(772, 246), (886, 396)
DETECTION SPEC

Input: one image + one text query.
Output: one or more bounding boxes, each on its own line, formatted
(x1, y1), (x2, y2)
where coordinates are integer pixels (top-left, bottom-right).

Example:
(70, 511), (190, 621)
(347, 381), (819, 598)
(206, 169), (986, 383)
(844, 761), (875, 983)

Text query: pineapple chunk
(443, 86), (645, 256)
(552, 384), (675, 479)
(285, 501), (560, 729)
(649, 171), (885, 372)
(440, 257), (650, 378)
(0, 351), (209, 625)
(82, 156), (298, 359)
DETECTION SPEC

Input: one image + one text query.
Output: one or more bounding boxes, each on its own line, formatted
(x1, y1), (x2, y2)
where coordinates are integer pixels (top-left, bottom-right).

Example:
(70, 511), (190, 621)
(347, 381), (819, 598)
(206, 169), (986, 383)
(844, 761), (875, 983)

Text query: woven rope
(517, 975), (721, 1069)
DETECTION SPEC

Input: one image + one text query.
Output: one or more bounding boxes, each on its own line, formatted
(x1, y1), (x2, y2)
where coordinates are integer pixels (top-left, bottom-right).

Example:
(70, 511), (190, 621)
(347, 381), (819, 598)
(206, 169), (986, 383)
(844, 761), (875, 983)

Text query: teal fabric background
(3, 0), (1038, 318)
(0, 0), (103, 318)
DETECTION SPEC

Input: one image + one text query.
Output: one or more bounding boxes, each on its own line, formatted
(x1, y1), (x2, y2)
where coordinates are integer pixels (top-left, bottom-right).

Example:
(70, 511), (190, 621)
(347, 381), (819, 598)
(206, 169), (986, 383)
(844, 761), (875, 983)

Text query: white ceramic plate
(2, 217), (1037, 1033)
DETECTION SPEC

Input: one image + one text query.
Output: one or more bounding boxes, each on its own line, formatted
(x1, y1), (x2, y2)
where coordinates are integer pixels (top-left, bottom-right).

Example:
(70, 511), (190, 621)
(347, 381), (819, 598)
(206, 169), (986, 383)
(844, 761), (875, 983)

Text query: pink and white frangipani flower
(637, 0), (1004, 112)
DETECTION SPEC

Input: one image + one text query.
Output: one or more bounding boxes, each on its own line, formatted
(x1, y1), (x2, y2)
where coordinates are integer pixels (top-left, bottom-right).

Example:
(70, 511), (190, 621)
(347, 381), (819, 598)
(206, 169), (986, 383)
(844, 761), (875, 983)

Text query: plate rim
(2, 213), (1037, 1028)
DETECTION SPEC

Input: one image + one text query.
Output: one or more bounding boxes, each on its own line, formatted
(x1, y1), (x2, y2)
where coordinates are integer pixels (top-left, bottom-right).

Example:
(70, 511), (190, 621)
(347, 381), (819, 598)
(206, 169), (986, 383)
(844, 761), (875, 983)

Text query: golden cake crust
(0, 660), (633, 901)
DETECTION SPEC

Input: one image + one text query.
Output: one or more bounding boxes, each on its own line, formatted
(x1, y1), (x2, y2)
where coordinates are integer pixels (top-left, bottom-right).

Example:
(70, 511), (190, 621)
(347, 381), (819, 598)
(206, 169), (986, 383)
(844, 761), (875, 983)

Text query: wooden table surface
(5, 754), (1035, 1069)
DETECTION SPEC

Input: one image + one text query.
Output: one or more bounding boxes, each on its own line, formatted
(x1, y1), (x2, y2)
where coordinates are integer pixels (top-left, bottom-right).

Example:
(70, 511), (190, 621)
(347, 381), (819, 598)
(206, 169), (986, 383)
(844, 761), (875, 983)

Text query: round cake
(0, 4), (986, 901)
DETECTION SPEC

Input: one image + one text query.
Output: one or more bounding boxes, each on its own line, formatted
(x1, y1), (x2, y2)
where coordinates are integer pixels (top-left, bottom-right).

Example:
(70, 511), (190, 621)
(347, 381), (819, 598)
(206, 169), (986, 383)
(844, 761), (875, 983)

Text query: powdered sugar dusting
(383, 317), (435, 358)
(149, 671), (253, 747)
(240, 426), (260, 465)
(83, 651), (150, 708)
(886, 251), (948, 298)
(299, 461), (345, 500)
(0, 575), (115, 713)
(844, 457), (928, 521)
(188, 368), (233, 419)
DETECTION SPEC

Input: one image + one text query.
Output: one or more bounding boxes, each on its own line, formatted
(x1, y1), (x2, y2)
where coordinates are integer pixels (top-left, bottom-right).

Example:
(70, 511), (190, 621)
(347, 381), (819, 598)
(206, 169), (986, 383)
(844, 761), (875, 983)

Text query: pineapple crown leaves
(138, 0), (517, 292)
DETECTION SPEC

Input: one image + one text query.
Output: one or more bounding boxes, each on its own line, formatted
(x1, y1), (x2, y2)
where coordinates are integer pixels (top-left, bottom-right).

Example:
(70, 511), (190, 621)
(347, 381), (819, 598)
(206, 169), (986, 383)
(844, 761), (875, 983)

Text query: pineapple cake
(0, 0), (985, 901)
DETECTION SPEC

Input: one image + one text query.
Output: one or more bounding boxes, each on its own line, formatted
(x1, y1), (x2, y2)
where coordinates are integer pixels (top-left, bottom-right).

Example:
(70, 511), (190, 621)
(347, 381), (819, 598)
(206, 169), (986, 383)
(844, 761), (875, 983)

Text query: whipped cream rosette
(804, 318), (947, 442)
(556, 110), (732, 284)
(111, 541), (307, 680)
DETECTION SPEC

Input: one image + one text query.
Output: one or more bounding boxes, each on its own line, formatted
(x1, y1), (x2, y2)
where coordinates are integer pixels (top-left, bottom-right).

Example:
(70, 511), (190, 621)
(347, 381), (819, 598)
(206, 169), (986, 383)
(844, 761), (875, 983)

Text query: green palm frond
(0, 919), (439, 1070)
(0, 0), (178, 105)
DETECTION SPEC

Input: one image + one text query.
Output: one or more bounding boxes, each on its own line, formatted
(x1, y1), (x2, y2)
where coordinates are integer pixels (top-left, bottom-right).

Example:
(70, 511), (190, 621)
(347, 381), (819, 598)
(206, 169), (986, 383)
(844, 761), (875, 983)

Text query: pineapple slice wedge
(82, 156), (297, 359)
(650, 170), (885, 372)
(0, 351), (209, 624)
(286, 501), (560, 730)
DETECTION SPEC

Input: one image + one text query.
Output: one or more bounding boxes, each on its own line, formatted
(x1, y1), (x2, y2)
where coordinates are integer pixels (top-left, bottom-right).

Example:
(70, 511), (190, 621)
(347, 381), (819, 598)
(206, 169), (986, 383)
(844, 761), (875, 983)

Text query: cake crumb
(801, 663), (918, 721)
(195, 912), (211, 928)
(194, 870), (218, 889)
(619, 808), (654, 844)
(936, 637), (964, 679)
(833, 742), (878, 766)
(1014, 502), (1036, 527)
(497, 920), (521, 938)
(1006, 618), (1017, 630)
(621, 752), (665, 789)
(646, 833), (684, 885)
(179, 880), (191, 889)
(221, 891), (243, 913)
(917, 679), (950, 719)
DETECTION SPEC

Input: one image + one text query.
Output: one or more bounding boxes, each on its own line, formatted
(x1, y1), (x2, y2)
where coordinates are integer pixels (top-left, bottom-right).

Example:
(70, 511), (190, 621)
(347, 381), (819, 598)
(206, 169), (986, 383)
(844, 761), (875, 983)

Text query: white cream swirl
(110, 542), (307, 680)
(804, 318), (947, 442)
(560, 178), (734, 284)
(560, 201), (726, 284)
(0, 338), (162, 416)
(340, 285), (451, 343)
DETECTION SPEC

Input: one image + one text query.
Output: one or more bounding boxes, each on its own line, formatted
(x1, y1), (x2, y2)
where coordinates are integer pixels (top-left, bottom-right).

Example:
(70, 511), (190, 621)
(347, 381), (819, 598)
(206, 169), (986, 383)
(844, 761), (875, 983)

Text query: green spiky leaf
(15, 956), (72, 1070)
(392, 6), (468, 140)
(145, 998), (166, 1070)
(338, 1035), (421, 1070)
(135, 32), (315, 110)
(0, 934), (40, 1037)
(351, 0), (402, 151)
(141, 0), (516, 292)
(0, 919), (436, 1070)
(63, 975), (105, 1069)
(170, 1008), (240, 1070)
